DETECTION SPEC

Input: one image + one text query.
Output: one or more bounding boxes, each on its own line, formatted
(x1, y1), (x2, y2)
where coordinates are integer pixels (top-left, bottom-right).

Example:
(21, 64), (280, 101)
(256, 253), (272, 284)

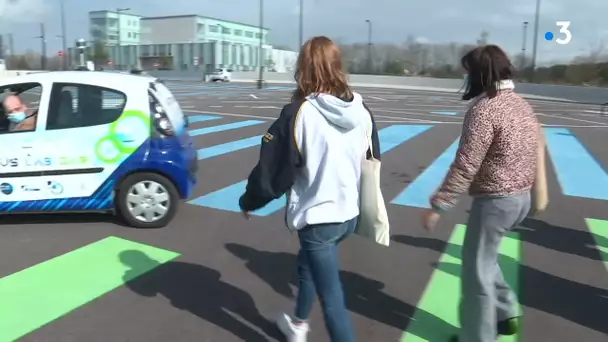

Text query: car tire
(115, 172), (180, 229)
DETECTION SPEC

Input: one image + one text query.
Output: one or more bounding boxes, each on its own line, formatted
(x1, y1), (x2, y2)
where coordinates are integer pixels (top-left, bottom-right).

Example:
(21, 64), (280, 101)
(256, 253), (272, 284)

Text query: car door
(0, 81), (52, 210)
(31, 80), (151, 212)
(26, 81), (132, 211)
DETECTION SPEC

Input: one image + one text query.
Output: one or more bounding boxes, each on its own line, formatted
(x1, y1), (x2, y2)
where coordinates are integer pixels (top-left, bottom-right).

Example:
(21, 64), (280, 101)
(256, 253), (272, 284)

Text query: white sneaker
(276, 312), (309, 342)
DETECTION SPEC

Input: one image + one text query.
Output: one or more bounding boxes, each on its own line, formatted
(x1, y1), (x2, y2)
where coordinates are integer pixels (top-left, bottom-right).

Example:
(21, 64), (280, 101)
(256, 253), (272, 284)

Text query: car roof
(0, 71), (157, 90)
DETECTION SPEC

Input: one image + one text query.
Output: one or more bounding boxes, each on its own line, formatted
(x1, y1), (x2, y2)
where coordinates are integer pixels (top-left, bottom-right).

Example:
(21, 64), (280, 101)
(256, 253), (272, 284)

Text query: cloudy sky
(0, 0), (605, 65)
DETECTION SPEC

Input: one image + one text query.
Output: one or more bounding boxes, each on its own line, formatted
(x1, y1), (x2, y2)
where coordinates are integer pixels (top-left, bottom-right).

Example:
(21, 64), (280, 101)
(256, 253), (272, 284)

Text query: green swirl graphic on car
(94, 110), (151, 163)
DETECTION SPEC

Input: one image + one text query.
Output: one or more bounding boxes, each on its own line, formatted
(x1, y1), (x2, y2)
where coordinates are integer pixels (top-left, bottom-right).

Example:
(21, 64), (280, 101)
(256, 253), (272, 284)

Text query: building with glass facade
(85, 12), (274, 72)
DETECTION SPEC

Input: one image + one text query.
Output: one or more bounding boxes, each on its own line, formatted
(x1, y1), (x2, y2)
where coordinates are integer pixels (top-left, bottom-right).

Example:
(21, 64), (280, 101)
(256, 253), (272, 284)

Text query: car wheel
(116, 172), (179, 229)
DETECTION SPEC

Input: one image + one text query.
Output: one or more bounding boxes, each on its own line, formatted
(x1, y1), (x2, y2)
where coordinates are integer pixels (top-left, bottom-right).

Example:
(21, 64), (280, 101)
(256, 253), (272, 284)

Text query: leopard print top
(431, 89), (539, 210)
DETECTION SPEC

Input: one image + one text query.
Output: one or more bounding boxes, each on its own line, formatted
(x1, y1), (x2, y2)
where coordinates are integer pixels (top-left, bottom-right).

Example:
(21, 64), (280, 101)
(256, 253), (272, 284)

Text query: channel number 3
(555, 21), (572, 45)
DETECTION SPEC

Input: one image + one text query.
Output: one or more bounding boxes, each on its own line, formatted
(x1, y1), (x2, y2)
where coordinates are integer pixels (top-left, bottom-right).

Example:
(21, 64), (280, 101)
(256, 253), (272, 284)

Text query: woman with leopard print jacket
(422, 45), (539, 342)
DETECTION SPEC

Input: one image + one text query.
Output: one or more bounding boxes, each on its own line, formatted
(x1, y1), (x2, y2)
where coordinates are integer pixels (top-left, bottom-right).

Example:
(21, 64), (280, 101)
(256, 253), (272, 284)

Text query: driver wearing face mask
(2, 94), (36, 131)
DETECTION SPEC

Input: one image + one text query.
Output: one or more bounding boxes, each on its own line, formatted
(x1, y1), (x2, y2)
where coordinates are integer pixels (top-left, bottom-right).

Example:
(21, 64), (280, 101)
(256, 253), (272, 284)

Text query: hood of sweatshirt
(306, 92), (367, 130)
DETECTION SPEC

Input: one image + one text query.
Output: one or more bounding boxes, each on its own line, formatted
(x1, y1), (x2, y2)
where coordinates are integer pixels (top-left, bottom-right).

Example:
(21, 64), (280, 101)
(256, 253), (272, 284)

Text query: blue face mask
(8, 112), (26, 123)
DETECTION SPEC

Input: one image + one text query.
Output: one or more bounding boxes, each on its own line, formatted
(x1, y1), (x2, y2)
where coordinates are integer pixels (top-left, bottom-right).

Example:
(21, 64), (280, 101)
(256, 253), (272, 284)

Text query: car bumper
(147, 136), (198, 200)
(181, 142), (198, 200)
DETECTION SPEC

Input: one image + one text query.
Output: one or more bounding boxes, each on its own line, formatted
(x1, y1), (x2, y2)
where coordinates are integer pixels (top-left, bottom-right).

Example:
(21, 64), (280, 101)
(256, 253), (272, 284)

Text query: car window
(60, 85), (78, 112)
(0, 82), (42, 134)
(46, 83), (126, 131)
(18, 85), (43, 111)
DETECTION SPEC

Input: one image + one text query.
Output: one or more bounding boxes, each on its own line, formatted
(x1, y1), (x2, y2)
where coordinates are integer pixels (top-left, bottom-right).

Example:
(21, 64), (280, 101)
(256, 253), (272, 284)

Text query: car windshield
(214, 69), (223, 73)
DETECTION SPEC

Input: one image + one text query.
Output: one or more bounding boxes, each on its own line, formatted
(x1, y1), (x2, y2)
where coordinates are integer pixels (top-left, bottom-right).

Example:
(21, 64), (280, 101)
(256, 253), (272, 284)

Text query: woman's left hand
(421, 209), (441, 232)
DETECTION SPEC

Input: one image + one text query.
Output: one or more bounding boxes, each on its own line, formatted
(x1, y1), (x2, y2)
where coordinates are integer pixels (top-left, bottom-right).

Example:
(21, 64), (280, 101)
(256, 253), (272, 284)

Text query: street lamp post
(530, 0), (541, 80)
(35, 23), (47, 70)
(298, 0), (303, 48)
(365, 20), (372, 73)
(60, 0), (68, 70)
(521, 21), (529, 71)
(116, 7), (130, 70)
(257, 0), (264, 89)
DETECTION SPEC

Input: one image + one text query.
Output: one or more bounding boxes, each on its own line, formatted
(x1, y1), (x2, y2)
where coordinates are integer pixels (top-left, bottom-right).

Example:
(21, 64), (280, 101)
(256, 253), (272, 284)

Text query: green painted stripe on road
(584, 218), (608, 270)
(0, 236), (180, 342)
(401, 224), (521, 342)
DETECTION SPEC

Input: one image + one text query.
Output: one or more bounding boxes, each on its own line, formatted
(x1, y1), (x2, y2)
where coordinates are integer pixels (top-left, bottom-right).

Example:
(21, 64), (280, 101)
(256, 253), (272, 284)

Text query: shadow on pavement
(0, 212), (129, 227)
(517, 218), (607, 262)
(225, 243), (454, 339)
(119, 250), (281, 342)
(392, 234), (608, 335)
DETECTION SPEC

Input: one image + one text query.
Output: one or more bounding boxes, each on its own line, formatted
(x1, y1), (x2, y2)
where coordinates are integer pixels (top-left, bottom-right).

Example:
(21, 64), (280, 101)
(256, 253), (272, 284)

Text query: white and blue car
(0, 71), (198, 228)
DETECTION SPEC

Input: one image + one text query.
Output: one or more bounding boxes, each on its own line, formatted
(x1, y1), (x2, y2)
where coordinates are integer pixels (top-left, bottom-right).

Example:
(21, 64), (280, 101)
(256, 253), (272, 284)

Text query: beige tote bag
(355, 125), (391, 246)
(529, 125), (549, 216)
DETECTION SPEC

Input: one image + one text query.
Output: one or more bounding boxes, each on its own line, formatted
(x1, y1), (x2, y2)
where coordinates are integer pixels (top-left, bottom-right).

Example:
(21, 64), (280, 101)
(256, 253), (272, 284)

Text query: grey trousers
(459, 192), (531, 342)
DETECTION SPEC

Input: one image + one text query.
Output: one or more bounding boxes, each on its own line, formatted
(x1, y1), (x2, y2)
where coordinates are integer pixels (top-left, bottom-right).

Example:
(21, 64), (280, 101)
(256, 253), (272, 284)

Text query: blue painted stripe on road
(430, 111), (459, 116)
(264, 86), (295, 91)
(544, 128), (608, 200)
(177, 91), (214, 96)
(188, 180), (285, 216)
(169, 83), (254, 90)
(189, 124), (433, 215)
(378, 125), (433, 153)
(188, 120), (266, 137)
(188, 115), (222, 123)
(167, 83), (293, 92)
(197, 135), (263, 160)
(178, 91), (253, 96)
(391, 137), (460, 208)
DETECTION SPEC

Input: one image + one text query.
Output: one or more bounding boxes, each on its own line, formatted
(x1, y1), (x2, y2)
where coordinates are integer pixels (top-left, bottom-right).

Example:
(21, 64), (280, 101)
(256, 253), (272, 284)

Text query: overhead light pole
(530, 0), (541, 80)
(521, 21), (529, 71)
(365, 20), (372, 73)
(35, 23), (47, 70)
(298, 0), (303, 48)
(257, 0), (264, 89)
(60, 0), (68, 70)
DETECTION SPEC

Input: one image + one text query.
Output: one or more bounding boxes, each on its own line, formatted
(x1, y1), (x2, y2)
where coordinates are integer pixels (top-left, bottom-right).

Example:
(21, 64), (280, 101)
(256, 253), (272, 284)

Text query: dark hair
(292, 36), (353, 102)
(461, 45), (514, 101)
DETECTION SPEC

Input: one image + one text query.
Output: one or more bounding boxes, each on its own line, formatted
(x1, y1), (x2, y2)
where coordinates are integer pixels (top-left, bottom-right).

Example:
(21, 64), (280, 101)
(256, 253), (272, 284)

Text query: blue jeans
(294, 217), (357, 342)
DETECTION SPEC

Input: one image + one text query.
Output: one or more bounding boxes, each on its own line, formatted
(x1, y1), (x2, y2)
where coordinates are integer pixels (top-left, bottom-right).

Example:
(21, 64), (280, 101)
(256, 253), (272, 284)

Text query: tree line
(2, 41), (110, 71)
(339, 32), (608, 86)
(4, 32), (608, 86)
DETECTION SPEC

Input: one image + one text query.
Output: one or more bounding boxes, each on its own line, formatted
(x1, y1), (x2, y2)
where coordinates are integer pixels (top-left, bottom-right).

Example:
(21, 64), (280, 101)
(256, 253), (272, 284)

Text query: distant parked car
(130, 69), (150, 76)
(209, 68), (232, 82)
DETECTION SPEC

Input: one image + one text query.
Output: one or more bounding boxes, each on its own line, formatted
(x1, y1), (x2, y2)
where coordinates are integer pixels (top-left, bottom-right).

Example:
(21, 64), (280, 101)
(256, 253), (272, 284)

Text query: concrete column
(215, 41), (222, 68)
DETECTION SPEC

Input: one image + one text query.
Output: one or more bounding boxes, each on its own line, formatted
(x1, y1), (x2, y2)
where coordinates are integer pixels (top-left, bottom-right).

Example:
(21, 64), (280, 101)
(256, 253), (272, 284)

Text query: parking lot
(1, 81), (607, 342)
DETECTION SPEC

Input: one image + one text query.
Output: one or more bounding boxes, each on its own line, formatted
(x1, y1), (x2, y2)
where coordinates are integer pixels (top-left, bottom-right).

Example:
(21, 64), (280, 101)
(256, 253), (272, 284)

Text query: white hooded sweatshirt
(285, 92), (372, 230)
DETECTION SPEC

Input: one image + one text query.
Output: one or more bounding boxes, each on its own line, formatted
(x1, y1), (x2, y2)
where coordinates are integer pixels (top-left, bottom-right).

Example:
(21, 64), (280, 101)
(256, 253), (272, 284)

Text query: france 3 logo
(544, 21), (572, 45)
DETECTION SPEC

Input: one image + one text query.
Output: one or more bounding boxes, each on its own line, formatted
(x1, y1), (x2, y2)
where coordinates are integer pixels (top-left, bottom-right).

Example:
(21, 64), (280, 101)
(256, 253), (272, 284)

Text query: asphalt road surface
(1, 81), (607, 342)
